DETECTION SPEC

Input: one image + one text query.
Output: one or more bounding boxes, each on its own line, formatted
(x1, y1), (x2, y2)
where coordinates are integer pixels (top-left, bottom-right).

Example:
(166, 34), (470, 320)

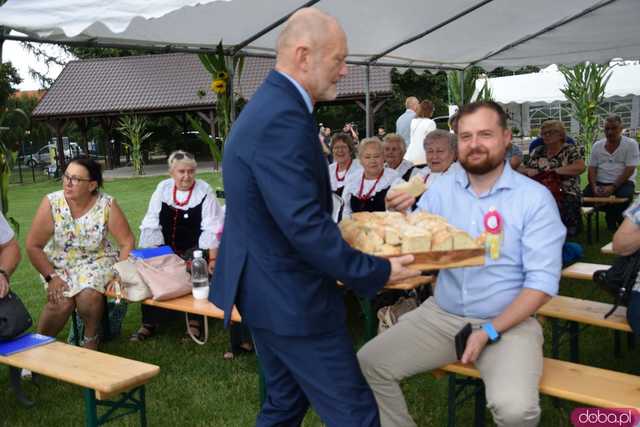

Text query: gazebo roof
(32, 53), (392, 120)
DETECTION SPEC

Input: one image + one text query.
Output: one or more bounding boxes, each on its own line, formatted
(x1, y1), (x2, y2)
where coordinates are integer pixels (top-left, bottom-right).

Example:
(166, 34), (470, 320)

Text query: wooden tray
(384, 248), (485, 271)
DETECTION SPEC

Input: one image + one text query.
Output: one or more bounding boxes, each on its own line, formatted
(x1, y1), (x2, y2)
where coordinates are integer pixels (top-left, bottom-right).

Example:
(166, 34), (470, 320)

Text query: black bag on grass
(0, 291), (33, 341)
(593, 250), (640, 321)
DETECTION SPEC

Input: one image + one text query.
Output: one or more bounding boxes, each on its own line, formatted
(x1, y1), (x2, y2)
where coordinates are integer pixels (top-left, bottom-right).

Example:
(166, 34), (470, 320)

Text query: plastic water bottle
(191, 250), (209, 300)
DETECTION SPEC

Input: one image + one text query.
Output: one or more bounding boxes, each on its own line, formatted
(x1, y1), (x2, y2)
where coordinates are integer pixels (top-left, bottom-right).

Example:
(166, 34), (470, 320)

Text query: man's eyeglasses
(63, 173), (92, 185)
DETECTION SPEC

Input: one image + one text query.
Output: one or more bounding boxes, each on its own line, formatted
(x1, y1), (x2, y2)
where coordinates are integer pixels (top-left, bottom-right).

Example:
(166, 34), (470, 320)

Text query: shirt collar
(276, 71), (313, 113)
(455, 160), (515, 196)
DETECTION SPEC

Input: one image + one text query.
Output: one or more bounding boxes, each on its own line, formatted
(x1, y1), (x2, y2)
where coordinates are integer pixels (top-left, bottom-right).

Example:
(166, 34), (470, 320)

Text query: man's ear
(294, 45), (311, 72)
(503, 128), (513, 148)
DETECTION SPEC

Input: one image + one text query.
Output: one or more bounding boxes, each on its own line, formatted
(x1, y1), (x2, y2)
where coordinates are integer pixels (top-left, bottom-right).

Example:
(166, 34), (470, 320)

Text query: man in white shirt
(395, 96), (419, 145)
(584, 115), (640, 230)
(0, 212), (21, 298)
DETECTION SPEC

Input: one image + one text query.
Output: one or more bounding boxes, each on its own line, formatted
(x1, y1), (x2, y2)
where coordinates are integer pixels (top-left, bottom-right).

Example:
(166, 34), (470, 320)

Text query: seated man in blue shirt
(358, 101), (566, 427)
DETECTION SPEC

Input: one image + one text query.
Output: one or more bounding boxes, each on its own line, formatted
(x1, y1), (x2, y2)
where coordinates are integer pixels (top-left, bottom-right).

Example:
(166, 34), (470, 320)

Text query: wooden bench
(602, 242), (614, 255)
(538, 295), (631, 361)
(435, 358), (640, 426)
(0, 341), (159, 427)
(561, 262), (610, 280)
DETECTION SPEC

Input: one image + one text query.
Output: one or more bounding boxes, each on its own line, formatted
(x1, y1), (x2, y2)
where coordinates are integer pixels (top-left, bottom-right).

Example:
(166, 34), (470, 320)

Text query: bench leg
(569, 321), (579, 363)
(357, 296), (377, 342)
(447, 375), (457, 427)
(9, 367), (35, 407)
(83, 386), (148, 427)
(446, 375), (486, 427)
(595, 209), (600, 242)
(139, 386), (147, 427)
(550, 319), (560, 359)
(101, 296), (111, 342)
(586, 212), (593, 244)
(84, 389), (99, 427)
(72, 311), (81, 346)
(614, 330), (622, 358)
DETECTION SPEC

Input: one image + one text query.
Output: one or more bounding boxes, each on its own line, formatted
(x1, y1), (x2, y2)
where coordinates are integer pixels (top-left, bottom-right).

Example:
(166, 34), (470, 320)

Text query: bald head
(277, 8), (339, 57)
(405, 96), (419, 111)
(275, 7), (348, 103)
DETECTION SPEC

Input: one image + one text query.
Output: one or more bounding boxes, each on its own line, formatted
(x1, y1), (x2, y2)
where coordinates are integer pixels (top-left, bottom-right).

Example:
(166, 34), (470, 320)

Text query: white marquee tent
(0, 0), (639, 135)
(0, 0), (639, 71)
(477, 62), (640, 135)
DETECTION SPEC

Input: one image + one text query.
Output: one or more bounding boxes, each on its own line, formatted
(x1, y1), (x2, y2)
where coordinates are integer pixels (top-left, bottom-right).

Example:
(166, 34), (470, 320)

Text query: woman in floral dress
(521, 120), (586, 237)
(26, 158), (134, 350)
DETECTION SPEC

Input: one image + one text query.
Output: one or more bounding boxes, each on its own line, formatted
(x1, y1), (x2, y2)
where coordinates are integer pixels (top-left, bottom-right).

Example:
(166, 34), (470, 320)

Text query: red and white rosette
(483, 208), (503, 259)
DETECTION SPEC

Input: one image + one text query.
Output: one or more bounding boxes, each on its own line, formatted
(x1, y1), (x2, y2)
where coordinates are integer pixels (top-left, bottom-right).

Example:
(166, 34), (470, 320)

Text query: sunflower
(211, 79), (227, 94)
(216, 71), (229, 81)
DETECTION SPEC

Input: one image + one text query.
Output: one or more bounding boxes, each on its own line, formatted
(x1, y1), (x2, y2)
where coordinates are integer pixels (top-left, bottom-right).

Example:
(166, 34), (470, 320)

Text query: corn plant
(0, 107), (28, 232)
(117, 115), (151, 175)
(559, 63), (613, 154)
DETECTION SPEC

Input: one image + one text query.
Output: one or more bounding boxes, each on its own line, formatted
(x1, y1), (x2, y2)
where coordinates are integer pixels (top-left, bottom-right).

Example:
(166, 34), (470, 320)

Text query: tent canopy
(0, 0), (639, 71)
(477, 62), (640, 104)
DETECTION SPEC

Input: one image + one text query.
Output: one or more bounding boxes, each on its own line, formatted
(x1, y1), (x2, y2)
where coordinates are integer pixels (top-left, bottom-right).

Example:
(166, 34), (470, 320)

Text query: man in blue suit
(211, 7), (418, 427)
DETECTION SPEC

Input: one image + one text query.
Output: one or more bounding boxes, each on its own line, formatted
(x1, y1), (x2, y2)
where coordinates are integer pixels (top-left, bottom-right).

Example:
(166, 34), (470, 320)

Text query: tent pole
(365, 64), (371, 138)
(228, 55), (236, 123)
(460, 69), (465, 106)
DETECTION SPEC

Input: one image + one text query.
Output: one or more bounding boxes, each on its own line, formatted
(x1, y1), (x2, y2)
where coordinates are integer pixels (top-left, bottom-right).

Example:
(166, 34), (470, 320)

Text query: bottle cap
(193, 250), (203, 259)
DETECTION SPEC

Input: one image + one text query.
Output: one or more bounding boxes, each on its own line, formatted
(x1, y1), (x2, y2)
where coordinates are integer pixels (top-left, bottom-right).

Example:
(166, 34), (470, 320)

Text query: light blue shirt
(395, 109), (416, 145)
(416, 162), (566, 319)
(277, 71), (313, 114)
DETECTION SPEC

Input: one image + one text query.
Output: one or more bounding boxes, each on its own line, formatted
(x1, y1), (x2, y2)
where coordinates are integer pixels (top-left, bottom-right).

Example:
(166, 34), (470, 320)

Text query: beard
(459, 148), (504, 175)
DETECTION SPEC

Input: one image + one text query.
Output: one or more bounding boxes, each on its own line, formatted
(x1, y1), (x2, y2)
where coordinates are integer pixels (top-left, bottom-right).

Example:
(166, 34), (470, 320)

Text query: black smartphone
(454, 323), (473, 361)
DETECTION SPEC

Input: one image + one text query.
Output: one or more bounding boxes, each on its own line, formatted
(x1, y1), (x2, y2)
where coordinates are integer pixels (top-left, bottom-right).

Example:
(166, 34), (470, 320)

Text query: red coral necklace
(173, 182), (196, 207)
(335, 159), (352, 182)
(358, 170), (384, 200)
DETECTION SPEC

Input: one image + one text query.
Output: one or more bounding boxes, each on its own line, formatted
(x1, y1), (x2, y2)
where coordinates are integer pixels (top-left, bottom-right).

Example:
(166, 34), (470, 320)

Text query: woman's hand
(208, 258), (216, 275)
(520, 167), (539, 178)
(47, 276), (70, 305)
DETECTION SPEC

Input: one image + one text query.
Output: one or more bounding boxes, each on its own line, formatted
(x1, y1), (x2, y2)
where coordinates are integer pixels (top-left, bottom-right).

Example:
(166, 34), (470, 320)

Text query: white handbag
(112, 259), (153, 302)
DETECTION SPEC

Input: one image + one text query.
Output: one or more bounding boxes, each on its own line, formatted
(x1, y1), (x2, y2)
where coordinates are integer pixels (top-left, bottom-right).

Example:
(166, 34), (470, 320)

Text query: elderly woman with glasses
(521, 120), (586, 236)
(329, 133), (361, 196)
(26, 158), (135, 350)
(130, 150), (225, 342)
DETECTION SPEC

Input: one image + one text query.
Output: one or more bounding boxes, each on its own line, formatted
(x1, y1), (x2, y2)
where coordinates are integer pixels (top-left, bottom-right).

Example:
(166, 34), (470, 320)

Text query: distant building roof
(33, 53), (392, 120)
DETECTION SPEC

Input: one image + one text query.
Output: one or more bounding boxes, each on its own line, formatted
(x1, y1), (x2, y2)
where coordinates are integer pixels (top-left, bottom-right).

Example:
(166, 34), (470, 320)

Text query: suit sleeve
(252, 110), (390, 298)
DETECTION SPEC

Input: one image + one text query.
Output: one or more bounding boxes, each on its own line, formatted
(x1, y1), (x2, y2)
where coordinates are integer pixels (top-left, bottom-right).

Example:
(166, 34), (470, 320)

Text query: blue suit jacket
(211, 70), (391, 336)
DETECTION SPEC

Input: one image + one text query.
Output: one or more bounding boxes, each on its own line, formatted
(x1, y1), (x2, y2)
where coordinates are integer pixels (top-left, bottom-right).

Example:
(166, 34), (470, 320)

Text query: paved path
(103, 161), (218, 180)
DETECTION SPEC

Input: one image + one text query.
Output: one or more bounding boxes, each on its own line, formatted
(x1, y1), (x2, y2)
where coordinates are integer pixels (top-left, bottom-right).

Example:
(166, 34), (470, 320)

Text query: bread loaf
(340, 211), (480, 255)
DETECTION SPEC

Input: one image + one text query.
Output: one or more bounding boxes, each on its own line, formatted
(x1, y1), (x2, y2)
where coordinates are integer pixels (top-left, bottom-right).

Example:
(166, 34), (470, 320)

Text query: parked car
(20, 142), (85, 168)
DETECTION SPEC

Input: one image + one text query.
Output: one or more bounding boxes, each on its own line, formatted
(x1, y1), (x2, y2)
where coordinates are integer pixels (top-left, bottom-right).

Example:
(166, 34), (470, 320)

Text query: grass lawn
(1, 172), (638, 426)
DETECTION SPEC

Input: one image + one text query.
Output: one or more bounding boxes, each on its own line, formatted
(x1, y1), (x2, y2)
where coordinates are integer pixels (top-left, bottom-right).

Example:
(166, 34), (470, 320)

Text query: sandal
(129, 324), (156, 342)
(223, 341), (254, 360)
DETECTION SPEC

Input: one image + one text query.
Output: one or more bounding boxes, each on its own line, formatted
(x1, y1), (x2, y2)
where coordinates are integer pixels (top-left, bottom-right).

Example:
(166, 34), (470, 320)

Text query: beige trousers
(357, 298), (543, 427)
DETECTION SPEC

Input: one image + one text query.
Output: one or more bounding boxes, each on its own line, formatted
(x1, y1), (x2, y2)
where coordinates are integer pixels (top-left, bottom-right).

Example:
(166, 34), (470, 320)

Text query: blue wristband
(482, 322), (501, 343)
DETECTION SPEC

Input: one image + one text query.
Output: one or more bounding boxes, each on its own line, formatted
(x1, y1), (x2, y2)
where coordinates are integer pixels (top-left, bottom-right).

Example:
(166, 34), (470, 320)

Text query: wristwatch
(482, 322), (501, 343)
(44, 272), (59, 283)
